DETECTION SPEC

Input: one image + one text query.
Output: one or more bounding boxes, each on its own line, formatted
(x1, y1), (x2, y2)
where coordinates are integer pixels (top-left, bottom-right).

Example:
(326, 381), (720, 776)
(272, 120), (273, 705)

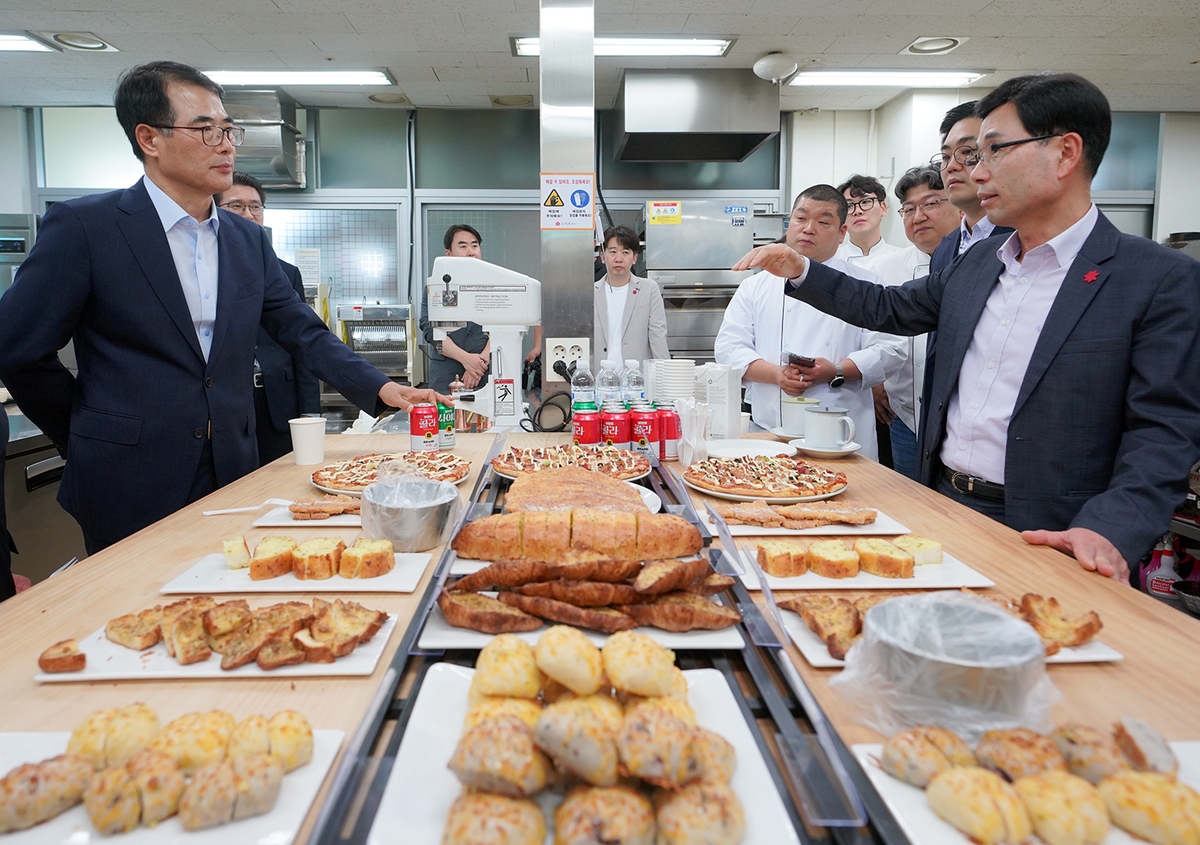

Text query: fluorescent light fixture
(512, 36), (732, 57)
(202, 70), (393, 86)
(789, 69), (985, 87)
(0, 33), (53, 51)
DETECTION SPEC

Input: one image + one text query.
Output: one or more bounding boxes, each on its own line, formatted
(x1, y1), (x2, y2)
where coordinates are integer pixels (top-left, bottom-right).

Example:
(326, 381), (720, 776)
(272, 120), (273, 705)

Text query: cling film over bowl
(362, 461), (461, 553)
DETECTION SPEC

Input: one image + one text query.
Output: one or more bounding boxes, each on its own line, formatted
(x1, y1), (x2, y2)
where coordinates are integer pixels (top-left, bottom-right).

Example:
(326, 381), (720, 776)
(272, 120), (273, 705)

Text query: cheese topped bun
(535, 625), (604, 696)
(475, 634), (544, 700)
(602, 631), (676, 697)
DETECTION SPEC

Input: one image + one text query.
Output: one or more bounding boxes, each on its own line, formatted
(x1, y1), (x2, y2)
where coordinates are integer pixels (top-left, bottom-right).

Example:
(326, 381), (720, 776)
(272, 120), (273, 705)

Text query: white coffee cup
(780, 396), (820, 435)
(804, 406), (856, 449)
(289, 417), (327, 465)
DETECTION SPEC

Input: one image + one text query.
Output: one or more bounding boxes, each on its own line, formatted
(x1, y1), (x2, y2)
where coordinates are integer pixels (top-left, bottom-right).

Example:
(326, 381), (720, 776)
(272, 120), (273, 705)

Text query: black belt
(253, 372), (265, 388)
(941, 467), (1005, 502)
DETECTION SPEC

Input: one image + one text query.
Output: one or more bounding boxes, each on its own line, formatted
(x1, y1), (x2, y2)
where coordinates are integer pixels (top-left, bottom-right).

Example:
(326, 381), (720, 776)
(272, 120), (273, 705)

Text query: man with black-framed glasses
(835, 174), (901, 270)
(0, 60), (449, 553)
(734, 72), (1200, 586)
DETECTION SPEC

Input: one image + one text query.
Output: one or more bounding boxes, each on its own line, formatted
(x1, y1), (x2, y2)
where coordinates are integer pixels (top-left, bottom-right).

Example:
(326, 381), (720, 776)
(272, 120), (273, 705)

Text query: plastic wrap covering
(362, 462), (461, 553)
(829, 593), (1060, 744)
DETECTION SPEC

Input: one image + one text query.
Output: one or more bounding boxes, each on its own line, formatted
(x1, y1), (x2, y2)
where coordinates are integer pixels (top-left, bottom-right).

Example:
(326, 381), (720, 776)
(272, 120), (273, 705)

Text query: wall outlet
(546, 337), (590, 382)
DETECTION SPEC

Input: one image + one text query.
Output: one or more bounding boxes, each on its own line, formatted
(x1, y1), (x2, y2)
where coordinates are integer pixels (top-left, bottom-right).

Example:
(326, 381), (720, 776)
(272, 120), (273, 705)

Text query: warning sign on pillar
(541, 172), (595, 231)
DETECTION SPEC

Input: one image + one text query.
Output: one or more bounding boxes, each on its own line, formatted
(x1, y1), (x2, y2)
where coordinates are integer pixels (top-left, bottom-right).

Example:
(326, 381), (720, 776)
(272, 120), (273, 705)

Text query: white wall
(1153, 113), (1200, 243)
(788, 110), (870, 204)
(0, 108), (31, 213)
(42, 107), (143, 189)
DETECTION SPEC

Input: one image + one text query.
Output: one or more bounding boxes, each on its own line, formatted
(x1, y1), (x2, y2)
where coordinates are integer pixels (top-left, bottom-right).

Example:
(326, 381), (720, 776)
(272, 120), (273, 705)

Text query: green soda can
(438, 402), (456, 449)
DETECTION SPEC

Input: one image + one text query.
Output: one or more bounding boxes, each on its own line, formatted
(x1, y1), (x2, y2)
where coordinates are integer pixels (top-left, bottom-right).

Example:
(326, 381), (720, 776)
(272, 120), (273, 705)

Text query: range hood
(221, 90), (306, 189)
(614, 69), (780, 162)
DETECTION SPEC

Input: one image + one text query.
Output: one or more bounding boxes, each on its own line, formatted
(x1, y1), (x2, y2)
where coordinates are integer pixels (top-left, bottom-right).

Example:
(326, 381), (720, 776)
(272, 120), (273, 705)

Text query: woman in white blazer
(592, 225), (670, 370)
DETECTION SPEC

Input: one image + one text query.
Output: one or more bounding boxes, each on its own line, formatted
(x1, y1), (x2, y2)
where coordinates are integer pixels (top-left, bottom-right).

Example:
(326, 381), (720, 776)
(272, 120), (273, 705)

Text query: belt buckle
(951, 471), (973, 494)
(253, 372), (264, 388)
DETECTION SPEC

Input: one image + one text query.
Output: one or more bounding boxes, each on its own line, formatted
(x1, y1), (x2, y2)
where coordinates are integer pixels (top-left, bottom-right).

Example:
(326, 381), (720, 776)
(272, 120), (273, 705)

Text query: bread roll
(125, 748), (185, 826)
(1098, 771), (1198, 845)
(854, 538), (915, 578)
(1013, 770), (1109, 845)
(976, 728), (1068, 781)
(68, 708), (117, 770)
(926, 767), (1031, 845)
(881, 725), (973, 788)
(83, 766), (141, 835)
(268, 710), (314, 773)
(475, 634), (544, 698)
(464, 697), (544, 732)
(178, 759), (236, 831)
(692, 727), (737, 783)
(442, 792), (546, 845)
(655, 778), (745, 845)
(617, 699), (699, 788)
(536, 625), (604, 695)
(555, 785), (655, 845)
(230, 753), (284, 821)
(227, 715), (271, 759)
(448, 715), (550, 797)
(1051, 723), (1128, 784)
(0, 755), (94, 832)
(806, 540), (859, 579)
(104, 703), (160, 768)
(602, 631), (676, 697)
(534, 696), (622, 786)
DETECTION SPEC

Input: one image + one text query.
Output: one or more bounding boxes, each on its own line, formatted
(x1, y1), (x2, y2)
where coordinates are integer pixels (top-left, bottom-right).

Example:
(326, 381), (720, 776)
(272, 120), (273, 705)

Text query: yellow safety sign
(544, 189), (565, 207)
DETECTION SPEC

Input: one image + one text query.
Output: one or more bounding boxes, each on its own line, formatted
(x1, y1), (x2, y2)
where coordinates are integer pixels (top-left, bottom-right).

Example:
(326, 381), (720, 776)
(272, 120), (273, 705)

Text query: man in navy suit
(0, 61), (448, 553)
(215, 171), (322, 465)
(735, 72), (1200, 583)
(0, 409), (14, 600)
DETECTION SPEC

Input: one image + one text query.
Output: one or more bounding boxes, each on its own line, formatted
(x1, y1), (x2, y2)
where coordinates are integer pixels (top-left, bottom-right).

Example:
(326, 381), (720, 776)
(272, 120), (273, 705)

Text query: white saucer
(769, 426), (806, 441)
(787, 438), (862, 458)
(704, 438), (798, 459)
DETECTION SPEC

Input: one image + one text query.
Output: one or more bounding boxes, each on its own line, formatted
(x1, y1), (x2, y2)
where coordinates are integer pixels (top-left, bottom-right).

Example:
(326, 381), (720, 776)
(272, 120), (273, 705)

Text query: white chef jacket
(835, 236), (901, 274)
(714, 256), (906, 460)
(869, 244), (932, 433)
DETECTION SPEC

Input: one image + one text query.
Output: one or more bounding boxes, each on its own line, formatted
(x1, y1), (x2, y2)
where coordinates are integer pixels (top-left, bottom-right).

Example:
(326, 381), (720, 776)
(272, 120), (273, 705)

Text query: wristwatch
(829, 363), (846, 389)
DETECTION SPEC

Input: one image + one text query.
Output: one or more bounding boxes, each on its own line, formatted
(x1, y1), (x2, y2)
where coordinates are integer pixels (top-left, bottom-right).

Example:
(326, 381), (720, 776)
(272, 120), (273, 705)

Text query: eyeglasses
(219, 201), (264, 213)
(930, 145), (978, 171)
(154, 124), (245, 147)
(899, 197), (950, 219)
(846, 196), (878, 213)
(967, 133), (1064, 167)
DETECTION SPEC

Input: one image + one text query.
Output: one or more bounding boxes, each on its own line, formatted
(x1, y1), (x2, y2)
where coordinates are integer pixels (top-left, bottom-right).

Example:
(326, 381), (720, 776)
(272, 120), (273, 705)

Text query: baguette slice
(497, 592), (637, 634)
(437, 590), (543, 634)
(160, 597), (216, 657)
(616, 592), (742, 632)
(892, 535), (943, 565)
(249, 536), (297, 581)
(756, 540), (807, 577)
(222, 536), (251, 570)
(105, 606), (163, 651)
(38, 639), (86, 673)
(256, 631), (307, 670)
(853, 538), (914, 579)
(171, 609), (213, 665)
(202, 600), (251, 637)
(632, 557), (712, 595)
(339, 538), (394, 579)
(806, 540), (860, 579)
(292, 629), (335, 663)
(291, 537), (344, 581)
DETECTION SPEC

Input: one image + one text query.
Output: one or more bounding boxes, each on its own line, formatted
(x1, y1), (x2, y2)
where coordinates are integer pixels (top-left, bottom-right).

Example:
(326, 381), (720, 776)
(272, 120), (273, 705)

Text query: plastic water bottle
(596, 360), (622, 405)
(621, 359), (646, 402)
(570, 359), (596, 406)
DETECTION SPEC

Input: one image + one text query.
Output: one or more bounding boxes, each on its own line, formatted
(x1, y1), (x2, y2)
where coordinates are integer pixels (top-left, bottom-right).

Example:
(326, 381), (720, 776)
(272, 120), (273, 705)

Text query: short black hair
(216, 171), (265, 205)
(795, 184), (849, 226)
(443, 224), (482, 252)
(975, 73), (1110, 178)
(114, 61), (225, 162)
(894, 165), (944, 202)
(940, 101), (978, 141)
(836, 174), (887, 205)
(603, 225), (639, 253)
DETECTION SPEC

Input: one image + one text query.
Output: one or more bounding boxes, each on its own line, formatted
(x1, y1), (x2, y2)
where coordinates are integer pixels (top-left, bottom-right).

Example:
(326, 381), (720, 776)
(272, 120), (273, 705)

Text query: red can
(630, 407), (660, 458)
(410, 402), (439, 451)
(657, 408), (681, 461)
(573, 408), (602, 446)
(601, 407), (632, 450)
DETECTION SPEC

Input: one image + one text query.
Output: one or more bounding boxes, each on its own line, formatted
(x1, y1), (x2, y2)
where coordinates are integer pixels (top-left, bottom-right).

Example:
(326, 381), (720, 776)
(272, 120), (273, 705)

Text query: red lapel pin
(1083, 270), (1099, 283)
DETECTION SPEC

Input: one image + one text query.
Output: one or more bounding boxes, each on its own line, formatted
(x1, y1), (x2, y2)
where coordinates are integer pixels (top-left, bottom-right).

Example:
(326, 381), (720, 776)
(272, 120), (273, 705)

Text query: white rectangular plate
(253, 505), (361, 527)
(0, 730), (344, 844)
(161, 553), (432, 594)
(705, 510), (910, 537)
(851, 742), (1200, 845)
(418, 597), (745, 651)
(367, 664), (800, 845)
(737, 549), (994, 591)
(781, 609), (1124, 668)
(36, 614), (397, 683)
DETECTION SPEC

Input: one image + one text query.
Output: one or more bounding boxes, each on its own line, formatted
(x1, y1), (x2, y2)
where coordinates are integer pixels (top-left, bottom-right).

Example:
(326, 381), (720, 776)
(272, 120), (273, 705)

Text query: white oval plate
(787, 438), (863, 458)
(768, 426), (806, 441)
(632, 482), (663, 513)
(705, 438), (798, 459)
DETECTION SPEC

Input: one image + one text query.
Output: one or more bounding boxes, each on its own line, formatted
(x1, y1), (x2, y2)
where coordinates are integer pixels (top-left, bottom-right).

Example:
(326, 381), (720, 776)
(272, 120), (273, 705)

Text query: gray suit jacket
(788, 212), (1200, 565)
(593, 274), (670, 370)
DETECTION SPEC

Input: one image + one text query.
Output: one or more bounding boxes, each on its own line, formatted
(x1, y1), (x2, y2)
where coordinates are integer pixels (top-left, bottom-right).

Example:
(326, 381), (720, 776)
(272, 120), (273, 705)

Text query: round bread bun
(602, 631), (676, 697)
(475, 634), (544, 699)
(535, 625), (604, 696)
(464, 697), (544, 731)
(443, 792), (545, 845)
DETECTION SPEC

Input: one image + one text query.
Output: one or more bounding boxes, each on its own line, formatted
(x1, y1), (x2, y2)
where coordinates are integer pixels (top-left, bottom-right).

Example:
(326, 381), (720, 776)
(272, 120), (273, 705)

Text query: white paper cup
(289, 417), (327, 465)
(740, 411), (751, 434)
(781, 396), (819, 435)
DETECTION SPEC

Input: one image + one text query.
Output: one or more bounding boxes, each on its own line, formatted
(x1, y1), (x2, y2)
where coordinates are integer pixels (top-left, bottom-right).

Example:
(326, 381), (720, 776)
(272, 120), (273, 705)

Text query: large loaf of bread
(451, 510), (702, 563)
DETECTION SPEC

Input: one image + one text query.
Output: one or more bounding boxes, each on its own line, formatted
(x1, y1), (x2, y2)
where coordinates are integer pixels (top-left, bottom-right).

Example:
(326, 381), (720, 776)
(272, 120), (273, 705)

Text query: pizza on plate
(490, 444), (651, 481)
(683, 455), (848, 498)
(312, 452), (471, 491)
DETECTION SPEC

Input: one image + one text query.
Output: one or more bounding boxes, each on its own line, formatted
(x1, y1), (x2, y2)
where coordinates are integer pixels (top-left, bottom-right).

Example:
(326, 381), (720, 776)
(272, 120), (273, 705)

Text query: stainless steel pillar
(538, 0), (594, 393)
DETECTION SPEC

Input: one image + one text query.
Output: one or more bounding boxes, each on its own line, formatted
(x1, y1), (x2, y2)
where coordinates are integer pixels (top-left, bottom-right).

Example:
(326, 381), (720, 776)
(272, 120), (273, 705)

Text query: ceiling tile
(2, 9), (134, 31)
(682, 14), (799, 35)
(309, 33), (422, 52)
(459, 13), (538, 34)
(202, 33), (323, 52)
(197, 51), (289, 69)
(978, 0), (1109, 15)
(1097, 0), (1200, 14)
(633, 0), (755, 13)
(435, 65), (528, 82)
(381, 51), (477, 67)
(1006, 15), (1132, 36)
(594, 13), (688, 32)
(474, 51), (537, 68)
(727, 35), (841, 56)
(1106, 16), (1200, 37)
(448, 94), (494, 106)
(751, 0), (873, 13)
(228, 12), (356, 35)
(406, 92), (452, 106)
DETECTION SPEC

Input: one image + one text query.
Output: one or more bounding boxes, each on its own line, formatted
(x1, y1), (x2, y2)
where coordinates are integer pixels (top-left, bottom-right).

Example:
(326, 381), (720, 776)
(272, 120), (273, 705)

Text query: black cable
(519, 391), (573, 432)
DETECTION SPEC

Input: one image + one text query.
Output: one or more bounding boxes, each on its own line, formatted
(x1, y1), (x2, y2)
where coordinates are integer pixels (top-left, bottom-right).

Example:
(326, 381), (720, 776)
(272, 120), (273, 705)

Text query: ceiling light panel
(789, 70), (986, 87)
(203, 70), (393, 86)
(512, 36), (732, 57)
(0, 33), (53, 52)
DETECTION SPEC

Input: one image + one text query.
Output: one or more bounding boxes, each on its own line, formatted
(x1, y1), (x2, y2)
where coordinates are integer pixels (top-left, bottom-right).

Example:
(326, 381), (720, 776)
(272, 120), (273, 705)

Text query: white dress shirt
(604, 278), (629, 365)
(941, 204), (1100, 482)
(714, 256), (906, 460)
(958, 214), (998, 255)
(870, 245), (931, 432)
(144, 175), (220, 361)
(835, 236), (902, 273)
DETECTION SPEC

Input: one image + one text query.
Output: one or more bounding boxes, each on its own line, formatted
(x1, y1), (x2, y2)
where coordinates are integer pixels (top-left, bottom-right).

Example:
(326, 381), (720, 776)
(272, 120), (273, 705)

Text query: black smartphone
(786, 352), (816, 368)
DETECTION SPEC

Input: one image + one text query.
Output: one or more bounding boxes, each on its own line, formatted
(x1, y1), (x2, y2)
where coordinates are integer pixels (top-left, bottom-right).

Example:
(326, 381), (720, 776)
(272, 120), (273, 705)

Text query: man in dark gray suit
(734, 72), (1200, 583)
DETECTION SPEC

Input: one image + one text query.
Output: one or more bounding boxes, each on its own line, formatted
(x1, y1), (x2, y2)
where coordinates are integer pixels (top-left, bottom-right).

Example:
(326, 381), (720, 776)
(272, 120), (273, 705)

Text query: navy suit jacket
(256, 260), (322, 433)
(0, 179), (389, 546)
(789, 211), (1200, 564)
(0, 409), (13, 601)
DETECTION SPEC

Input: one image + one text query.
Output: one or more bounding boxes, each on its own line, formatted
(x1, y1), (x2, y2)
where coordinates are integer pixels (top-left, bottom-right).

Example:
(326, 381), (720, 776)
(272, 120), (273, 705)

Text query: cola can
(630, 407), (660, 458)
(437, 402), (456, 449)
(601, 407), (632, 450)
(573, 407), (601, 446)
(657, 408), (680, 461)
(410, 402), (439, 451)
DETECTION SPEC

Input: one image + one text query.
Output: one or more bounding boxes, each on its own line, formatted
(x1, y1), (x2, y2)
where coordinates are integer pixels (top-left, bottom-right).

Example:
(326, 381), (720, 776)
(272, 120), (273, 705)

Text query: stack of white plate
(654, 359), (696, 404)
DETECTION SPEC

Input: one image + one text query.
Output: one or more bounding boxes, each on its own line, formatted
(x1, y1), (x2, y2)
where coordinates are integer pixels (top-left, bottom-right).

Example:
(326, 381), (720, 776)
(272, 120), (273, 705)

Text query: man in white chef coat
(834, 174), (901, 270)
(714, 184), (905, 459)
